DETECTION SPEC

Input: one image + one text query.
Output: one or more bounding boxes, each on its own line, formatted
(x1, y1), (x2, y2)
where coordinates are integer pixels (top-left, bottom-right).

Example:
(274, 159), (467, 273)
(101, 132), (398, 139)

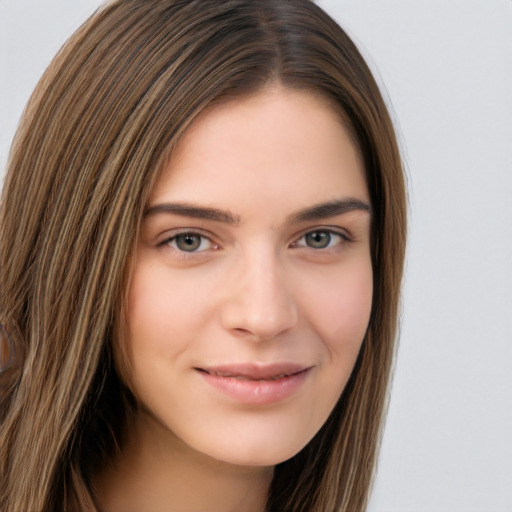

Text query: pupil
(177, 234), (201, 251)
(306, 231), (330, 249)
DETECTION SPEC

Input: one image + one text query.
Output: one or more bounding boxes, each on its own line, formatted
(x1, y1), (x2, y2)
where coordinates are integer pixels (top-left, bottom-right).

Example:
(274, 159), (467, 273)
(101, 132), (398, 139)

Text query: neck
(92, 411), (273, 512)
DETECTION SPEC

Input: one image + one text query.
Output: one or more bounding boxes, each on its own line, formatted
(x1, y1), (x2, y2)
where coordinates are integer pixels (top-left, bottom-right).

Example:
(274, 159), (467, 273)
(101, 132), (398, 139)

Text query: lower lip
(198, 369), (311, 406)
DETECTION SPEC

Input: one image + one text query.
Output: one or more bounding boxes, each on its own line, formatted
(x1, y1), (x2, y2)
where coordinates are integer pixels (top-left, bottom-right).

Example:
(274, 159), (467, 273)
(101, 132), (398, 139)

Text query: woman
(0, 1), (406, 511)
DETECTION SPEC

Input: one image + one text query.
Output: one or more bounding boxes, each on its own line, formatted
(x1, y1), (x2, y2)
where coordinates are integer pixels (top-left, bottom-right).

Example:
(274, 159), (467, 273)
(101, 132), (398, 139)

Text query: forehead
(149, 85), (368, 217)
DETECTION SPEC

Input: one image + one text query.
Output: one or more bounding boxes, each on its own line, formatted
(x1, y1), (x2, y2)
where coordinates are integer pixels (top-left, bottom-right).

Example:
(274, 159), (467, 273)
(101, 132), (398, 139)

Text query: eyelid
(156, 228), (219, 251)
(290, 227), (352, 249)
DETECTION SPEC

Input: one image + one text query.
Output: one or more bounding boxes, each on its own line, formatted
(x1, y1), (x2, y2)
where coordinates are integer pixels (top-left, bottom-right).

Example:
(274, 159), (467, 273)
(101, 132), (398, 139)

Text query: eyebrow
(144, 202), (240, 225)
(144, 198), (370, 225)
(287, 198), (371, 223)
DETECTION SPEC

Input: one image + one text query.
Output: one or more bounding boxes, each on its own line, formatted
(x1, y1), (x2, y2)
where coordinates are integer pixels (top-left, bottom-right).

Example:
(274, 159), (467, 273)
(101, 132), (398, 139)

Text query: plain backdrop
(1, 1), (511, 511)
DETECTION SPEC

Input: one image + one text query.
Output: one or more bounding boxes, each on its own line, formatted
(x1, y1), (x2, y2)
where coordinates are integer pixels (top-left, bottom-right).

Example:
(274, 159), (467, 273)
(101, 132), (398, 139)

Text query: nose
(219, 249), (299, 341)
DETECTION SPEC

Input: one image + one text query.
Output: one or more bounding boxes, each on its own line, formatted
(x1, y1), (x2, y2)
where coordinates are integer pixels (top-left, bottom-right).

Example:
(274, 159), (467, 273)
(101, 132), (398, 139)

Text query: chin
(186, 421), (318, 469)
(208, 445), (301, 469)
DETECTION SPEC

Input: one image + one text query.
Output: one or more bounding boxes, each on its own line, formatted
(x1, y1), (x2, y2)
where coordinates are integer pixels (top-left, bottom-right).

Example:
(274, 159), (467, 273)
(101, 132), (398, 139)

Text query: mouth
(195, 363), (313, 405)
(198, 370), (307, 381)
(196, 363), (311, 381)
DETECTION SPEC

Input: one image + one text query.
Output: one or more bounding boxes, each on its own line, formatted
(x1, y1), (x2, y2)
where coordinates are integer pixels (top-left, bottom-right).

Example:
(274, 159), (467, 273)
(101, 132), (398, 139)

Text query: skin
(94, 84), (373, 512)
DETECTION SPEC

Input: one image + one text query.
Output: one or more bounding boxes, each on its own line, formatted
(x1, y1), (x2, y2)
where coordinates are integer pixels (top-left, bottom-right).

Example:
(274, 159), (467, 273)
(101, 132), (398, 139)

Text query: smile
(195, 363), (313, 405)
(204, 371), (300, 381)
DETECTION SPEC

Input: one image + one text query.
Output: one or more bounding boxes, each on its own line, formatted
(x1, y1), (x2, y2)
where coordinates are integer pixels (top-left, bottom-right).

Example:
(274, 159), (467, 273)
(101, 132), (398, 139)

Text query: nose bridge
(220, 242), (298, 340)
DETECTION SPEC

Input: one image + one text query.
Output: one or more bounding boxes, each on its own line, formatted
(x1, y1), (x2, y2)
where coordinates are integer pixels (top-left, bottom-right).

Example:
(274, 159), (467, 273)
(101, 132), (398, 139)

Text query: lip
(195, 363), (312, 405)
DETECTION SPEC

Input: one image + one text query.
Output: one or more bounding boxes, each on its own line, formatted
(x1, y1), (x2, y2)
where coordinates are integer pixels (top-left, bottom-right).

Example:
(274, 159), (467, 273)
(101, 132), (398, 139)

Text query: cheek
(285, 256), (373, 443)
(305, 256), (372, 335)
(330, 267), (373, 348)
(128, 259), (208, 337)
(297, 255), (373, 378)
(120, 261), (210, 390)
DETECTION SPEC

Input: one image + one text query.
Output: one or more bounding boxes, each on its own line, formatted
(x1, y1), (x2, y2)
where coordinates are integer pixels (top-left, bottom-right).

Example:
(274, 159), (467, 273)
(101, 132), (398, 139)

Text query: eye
(305, 231), (333, 249)
(293, 229), (348, 249)
(161, 232), (214, 252)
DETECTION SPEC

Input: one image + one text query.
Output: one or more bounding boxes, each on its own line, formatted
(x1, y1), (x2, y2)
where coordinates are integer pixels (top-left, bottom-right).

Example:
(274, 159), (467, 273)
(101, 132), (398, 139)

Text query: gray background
(1, 1), (511, 510)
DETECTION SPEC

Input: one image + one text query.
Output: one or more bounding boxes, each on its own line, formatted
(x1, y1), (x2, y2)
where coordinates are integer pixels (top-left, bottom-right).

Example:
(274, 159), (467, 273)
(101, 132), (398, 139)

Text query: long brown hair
(0, 1), (407, 510)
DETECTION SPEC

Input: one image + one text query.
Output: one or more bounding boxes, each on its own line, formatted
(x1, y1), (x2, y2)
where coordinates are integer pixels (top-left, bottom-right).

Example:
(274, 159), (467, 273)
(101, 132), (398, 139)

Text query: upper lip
(196, 362), (312, 380)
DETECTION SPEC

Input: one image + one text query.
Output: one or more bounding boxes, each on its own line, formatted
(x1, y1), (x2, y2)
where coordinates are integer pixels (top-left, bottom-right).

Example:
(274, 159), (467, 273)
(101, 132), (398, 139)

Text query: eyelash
(291, 229), (351, 250)
(157, 230), (218, 255)
(157, 227), (351, 257)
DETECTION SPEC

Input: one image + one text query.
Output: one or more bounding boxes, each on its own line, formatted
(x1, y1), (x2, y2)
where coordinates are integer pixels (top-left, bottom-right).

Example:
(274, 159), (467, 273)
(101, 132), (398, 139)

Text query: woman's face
(124, 85), (372, 467)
